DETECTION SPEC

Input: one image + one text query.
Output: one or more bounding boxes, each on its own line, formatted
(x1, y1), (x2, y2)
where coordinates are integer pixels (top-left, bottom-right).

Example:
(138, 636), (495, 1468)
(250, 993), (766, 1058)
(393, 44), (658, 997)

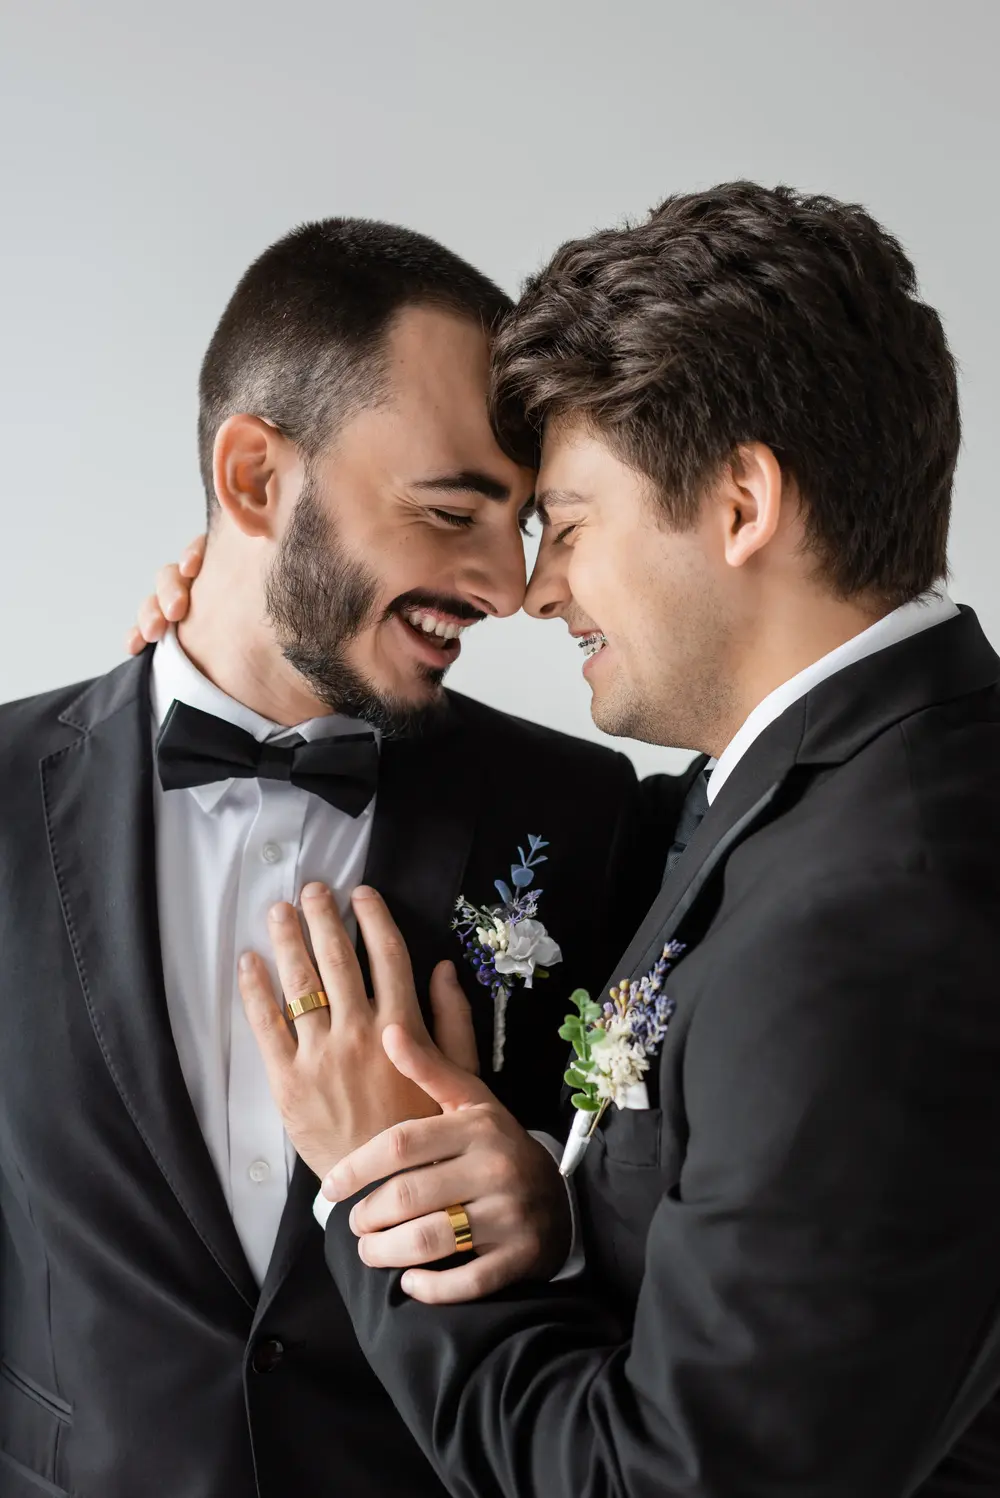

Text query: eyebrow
(412, 471), (512, 503)
(534, 488), (591, 525)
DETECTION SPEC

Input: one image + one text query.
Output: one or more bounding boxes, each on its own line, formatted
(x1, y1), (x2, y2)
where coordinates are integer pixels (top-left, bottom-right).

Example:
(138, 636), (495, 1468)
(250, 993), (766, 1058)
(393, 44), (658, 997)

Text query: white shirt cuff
(313, 1188), (335, 1230)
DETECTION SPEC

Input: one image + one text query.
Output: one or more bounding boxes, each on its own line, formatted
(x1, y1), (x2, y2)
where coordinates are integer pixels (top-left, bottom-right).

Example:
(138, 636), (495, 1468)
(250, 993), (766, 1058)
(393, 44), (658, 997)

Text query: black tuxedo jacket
(325, 607), (1000, 1497)
(0, 651), (681, 1498)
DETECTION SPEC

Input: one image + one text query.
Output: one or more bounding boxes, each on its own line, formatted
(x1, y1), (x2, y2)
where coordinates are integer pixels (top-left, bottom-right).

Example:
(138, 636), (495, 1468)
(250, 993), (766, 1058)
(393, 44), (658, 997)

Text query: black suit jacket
(0, 651), (679, 1498)
(324, 607), (1000, 1498)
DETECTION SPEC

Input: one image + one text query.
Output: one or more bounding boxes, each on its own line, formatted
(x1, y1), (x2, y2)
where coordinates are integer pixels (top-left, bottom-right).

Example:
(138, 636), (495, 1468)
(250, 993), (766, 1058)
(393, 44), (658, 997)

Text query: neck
(176, 537), (330, 727)
(705, 585), (892, 760)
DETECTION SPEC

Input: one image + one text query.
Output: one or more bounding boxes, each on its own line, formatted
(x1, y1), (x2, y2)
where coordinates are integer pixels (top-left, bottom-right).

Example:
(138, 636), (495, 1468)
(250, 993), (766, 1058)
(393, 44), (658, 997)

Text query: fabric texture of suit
(324, 606), (1000, 1498)
(0, 649), (677, 1498)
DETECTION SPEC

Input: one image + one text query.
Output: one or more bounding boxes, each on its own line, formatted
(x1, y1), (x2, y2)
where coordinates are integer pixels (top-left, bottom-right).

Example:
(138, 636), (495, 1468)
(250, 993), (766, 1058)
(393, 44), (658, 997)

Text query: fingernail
(353, 885), (377, 901)
(239, 952), (255, 973)
(269, 903), (293, 923)
(348, 1206), (358, 1232)
(357, 1238), (368, 1263)
(400, 1272), (414, 1295)
(302, 882), (328, 900)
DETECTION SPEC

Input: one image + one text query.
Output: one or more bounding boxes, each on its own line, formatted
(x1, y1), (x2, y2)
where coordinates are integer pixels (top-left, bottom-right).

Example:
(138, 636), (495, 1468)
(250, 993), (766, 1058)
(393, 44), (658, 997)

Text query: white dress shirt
(150, 629), (378, 1286)
(707, 591), (959, 805)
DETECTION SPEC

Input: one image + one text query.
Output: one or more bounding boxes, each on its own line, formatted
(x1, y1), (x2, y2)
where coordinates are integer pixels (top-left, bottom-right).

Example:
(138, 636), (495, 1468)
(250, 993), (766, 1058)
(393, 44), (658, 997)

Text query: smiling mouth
(578, 631), (608, 660)
(390, 605), (479, 663)
(400, 607), (472, 644)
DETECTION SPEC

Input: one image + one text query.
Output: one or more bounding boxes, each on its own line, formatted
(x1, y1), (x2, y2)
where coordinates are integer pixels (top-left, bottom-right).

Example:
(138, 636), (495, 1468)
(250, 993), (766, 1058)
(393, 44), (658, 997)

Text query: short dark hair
(198, 218), (516, 519)
(491, 181), (960, 605)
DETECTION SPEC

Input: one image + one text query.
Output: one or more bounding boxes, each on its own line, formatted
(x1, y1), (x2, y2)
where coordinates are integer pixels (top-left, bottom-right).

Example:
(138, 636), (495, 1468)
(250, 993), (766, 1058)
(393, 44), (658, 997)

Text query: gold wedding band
(444, 1203), (474, 1254)
(285, 989), (330, 1022)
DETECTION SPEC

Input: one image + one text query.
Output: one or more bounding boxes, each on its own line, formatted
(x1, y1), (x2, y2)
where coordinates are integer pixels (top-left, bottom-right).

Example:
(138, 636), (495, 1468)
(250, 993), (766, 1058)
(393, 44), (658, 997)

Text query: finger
(350, 1154), (483, 1235)
(351, 887), (423, 1028)
(125, 626), (145, 657)
(382, 1023), (489, 1114)
(179, 534), (207, 577)
(400, 1249), (524, 1304)
(299, 883), (368, 1022)
(429, 961), (479, 1075)
(324, 1111), (476, 1202)
(137, 594), (169, 644)
(238, 951), (297, 1087)
(357, 1206), (485, 1269)
(156, 564), (190, 623)
(267, 901), (330, 1047)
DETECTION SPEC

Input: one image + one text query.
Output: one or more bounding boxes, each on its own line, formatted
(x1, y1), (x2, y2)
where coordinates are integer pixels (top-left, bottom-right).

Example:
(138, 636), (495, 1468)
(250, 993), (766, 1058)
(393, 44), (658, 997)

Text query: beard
(264, 476), (449, 738)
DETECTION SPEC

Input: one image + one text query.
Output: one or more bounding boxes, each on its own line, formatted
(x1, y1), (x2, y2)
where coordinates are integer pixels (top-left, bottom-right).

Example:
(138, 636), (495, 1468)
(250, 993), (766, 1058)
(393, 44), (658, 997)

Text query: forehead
(338, 305), (532, 493)
(382, 306), (491, 441)
(538, 417), (642, 499)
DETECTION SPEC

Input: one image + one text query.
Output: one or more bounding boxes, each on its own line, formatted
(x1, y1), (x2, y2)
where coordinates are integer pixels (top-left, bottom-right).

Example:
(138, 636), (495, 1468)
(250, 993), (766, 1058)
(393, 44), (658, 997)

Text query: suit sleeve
(324, 870), (1000, 1498)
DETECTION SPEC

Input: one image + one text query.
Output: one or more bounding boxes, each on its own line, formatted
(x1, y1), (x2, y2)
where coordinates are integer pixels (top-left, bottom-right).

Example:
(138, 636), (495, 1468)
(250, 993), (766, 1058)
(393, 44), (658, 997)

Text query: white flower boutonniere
(558, 940), (686, 1175)
(453, 835), (563, 1072)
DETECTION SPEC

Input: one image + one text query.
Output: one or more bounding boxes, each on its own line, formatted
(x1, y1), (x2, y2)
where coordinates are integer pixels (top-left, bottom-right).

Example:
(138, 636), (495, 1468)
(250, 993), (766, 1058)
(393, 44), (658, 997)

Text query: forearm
(324, 1198), (627, 1498)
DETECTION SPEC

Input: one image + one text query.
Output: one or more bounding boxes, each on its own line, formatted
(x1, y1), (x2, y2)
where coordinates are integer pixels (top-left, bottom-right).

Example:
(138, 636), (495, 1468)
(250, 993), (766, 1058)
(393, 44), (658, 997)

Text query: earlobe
(212, 414), (291, 540)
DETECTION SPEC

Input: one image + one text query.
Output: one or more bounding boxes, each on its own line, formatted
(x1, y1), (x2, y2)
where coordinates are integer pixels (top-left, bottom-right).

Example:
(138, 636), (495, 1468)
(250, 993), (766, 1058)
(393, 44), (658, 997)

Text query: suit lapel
(41, 655), (258, 1310)
(356, 707), (484, 1008)
(253, 699), (485, 1319)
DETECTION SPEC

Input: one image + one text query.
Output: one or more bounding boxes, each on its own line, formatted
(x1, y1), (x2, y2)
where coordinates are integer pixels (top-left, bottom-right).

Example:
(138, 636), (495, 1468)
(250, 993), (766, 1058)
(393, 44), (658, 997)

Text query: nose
(464, 523), (527, 619)
(523, 530), (569, 621)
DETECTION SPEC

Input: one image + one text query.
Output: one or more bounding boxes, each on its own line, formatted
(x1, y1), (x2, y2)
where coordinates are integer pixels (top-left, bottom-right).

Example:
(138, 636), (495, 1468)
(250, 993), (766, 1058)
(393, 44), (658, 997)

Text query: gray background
(2, 0), (997, 777)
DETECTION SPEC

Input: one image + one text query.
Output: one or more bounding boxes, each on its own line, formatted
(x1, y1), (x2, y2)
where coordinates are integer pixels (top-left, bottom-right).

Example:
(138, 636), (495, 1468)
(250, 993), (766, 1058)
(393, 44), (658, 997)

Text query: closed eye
(430, 509), (475, 529)
(555, 524), (578, 544)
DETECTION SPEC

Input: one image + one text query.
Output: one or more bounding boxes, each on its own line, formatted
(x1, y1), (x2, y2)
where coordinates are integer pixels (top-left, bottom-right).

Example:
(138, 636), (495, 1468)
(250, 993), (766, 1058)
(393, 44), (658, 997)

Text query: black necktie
(663, 765), (711, 881)
(155, 700), (379, 819)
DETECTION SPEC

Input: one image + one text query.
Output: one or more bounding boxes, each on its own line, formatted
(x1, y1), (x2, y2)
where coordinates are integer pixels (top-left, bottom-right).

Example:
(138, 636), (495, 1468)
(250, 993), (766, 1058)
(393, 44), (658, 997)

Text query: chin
(591, 685), (656, 744)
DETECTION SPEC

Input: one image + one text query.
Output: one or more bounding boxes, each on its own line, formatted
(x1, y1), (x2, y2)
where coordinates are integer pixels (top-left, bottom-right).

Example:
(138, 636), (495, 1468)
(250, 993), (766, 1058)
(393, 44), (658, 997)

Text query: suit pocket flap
(601, 1105), (663, 1166)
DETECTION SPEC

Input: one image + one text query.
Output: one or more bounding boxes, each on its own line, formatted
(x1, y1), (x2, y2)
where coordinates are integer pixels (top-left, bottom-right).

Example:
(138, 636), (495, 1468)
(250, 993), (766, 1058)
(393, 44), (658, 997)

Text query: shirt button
(248, 1159), (271, 1184)
(261, 842), (281, 864)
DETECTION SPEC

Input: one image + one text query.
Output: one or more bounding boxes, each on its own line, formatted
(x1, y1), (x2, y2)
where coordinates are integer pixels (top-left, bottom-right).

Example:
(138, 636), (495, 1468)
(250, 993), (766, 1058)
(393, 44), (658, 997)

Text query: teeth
(578, 632), (608, 659)
(403, 609), (467, 642)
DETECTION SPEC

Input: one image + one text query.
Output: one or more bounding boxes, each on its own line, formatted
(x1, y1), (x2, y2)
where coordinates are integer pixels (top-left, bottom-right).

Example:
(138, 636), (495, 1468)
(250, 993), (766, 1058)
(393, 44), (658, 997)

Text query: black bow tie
(155, 700), (379, 819)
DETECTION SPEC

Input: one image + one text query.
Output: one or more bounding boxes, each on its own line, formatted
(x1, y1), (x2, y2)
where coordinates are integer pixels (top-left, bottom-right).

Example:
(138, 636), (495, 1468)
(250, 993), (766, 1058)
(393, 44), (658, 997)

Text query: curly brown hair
(491, 182), (959, 606)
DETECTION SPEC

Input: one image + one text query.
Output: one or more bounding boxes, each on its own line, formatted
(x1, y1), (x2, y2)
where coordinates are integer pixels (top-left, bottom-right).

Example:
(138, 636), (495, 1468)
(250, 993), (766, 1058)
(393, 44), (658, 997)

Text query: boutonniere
(558, 940), (686, 1176)
(453, 835), (563, 1073)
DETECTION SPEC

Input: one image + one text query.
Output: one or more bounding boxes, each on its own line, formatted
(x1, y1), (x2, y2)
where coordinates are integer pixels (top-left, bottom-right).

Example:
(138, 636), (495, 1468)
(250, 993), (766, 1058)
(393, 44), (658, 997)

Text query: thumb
(382, 1022), (489, 1113)
(429, 961), (480, 1075)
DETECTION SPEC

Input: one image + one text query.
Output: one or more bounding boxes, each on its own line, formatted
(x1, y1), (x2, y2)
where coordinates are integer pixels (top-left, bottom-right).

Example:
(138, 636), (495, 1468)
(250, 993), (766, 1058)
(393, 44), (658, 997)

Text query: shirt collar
(150, 627), (379, 812)
(706, 590), (959, 806)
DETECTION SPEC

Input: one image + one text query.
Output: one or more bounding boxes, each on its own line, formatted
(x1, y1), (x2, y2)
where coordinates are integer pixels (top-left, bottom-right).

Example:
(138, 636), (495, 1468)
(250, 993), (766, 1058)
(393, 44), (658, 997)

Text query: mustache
(385, 590), (487, 625)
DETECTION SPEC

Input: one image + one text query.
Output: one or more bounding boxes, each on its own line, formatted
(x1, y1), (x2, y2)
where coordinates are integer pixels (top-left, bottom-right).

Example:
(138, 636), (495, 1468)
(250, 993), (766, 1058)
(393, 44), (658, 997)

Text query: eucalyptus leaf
(571, 1093), (600, 1112)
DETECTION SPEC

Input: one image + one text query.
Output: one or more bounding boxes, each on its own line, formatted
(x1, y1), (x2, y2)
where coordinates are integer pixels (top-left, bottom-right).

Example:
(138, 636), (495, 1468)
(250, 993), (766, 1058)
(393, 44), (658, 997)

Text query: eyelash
(431, 508), (537, 537)
(430, 509), (475, 529)
(555, 524), (577, 544)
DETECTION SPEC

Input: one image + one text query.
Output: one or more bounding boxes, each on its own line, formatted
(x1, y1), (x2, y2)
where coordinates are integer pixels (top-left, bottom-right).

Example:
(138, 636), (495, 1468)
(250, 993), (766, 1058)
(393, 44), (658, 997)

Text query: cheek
(572, 531), (638, 621)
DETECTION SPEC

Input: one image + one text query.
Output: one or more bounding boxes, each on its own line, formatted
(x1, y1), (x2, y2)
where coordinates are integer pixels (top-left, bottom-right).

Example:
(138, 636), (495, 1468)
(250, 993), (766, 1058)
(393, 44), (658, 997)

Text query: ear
(211, 414), (302, 540)
(716, 442), (787, 570)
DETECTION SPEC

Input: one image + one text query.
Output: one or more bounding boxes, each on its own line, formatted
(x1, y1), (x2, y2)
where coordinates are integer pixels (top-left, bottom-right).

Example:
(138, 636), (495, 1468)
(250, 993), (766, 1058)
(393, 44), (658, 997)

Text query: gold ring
(285, 989), (330, 1022)
(444, 1203), (474, 1254)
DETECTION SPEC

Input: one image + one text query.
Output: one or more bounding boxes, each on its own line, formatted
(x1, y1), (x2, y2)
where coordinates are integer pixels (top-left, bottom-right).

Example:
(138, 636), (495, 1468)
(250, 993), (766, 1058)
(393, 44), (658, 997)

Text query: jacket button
(251, 1338), (284, 1373)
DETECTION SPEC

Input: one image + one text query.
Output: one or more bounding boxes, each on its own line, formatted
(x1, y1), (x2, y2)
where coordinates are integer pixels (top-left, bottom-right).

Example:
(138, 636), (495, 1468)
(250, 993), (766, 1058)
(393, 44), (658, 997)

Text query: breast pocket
(0, 1359), (71, 1496)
